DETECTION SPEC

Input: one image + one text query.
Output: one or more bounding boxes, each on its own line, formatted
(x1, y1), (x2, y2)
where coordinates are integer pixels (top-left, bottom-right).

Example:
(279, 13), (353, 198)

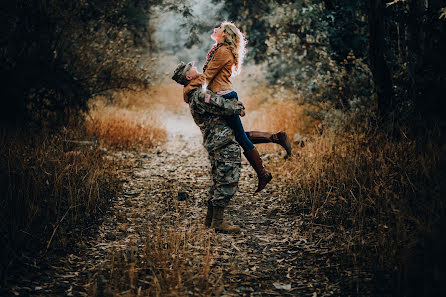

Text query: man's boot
(211, 207), (240, 233)
(204, 202), (213, 227)
(243, 148), (272, 192)
(246, 131), (292, 158)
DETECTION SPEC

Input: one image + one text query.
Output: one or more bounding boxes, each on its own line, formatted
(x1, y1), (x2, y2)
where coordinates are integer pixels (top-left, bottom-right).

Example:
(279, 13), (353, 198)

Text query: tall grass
(278, 123), (445, 294)
(240, 83), (445, 293)
(240, 86), (316, 155)
(0, 127), (121, 280)
(145, 80), (188, 114)
(82, 80), (444, 295)
(89, 208), (222, 296)
(85, 89), (170, 150)
(86, 106), (166, 149)
(1, 84), (172, 287)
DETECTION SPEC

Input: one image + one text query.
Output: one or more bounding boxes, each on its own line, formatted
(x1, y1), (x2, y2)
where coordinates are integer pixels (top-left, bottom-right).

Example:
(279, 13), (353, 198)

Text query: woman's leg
(221, 91), (292, 157)
(245, 131), (292, 158)
(226, 115), (255, 152)
(221, 91), (272, 192)
(225, 115), (271, 192)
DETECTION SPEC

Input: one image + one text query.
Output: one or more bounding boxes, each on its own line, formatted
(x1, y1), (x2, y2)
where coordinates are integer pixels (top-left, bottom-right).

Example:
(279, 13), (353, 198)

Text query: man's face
(186, 66), (200, 80)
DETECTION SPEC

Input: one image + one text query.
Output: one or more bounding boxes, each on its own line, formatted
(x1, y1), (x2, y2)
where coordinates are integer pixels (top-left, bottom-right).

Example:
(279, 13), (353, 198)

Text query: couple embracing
(172, 21), (292, 233)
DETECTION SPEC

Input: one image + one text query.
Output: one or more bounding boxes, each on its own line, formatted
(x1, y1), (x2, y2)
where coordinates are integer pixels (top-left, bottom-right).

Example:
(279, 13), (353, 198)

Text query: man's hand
(240, 109), (246, 117)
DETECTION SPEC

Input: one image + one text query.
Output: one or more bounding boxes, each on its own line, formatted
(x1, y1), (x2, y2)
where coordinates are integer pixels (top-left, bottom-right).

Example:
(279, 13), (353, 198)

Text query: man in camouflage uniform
(172, 61), (244, 233)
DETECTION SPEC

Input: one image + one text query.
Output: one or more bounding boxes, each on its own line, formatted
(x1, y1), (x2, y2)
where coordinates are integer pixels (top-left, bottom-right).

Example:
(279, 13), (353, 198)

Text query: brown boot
(243, 147), (272, 192)
(210, 207), (240, 233)
(247, 131), (292, 158)
(204, 202), (213, 227)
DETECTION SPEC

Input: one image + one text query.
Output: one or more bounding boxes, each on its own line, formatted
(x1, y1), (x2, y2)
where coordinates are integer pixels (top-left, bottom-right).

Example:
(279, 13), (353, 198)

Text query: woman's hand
(240, 109), (246, 117)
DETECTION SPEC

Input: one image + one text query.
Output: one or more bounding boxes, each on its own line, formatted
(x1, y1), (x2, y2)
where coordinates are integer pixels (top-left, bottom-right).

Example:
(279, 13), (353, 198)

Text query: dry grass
(243, 90), (308, 134)
(98, 81), (186, 113)
(86, 106), (166, 149)
(85, 88), (172, 150)
(279, 125), (444, 292)
(0, 127), (121, 276)
(146, 80), (188, 114)
(240, 86), (318, 154)
(81, 79), (444, 294)
(239, 85), (445, 292)
(89, 209), (222, 296)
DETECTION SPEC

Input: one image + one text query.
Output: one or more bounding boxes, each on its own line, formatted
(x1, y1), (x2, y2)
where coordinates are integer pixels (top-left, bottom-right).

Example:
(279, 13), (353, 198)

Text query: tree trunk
(407, 0), (426, 110)
(368, 0), (393, 120)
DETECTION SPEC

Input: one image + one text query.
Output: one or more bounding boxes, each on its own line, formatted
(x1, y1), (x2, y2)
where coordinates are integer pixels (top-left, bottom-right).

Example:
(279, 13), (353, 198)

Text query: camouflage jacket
(188, 89), (244, 152)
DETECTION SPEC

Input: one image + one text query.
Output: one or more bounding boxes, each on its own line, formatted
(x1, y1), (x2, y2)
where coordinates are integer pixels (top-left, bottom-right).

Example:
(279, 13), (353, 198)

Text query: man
(172, 61), (244, 233)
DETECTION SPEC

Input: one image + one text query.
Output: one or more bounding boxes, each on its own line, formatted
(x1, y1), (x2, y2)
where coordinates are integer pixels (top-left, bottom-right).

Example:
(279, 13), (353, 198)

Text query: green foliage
(212, 0), (272, 63)
(217, 0), (445, 128)
(0, 128), (121, 279)
(214, 0), (375, 129)
(0, 0), (158, 129)
(266, 1), (328, 88)
(323, 0), (369, 62)
(261, 0), (376, 131)
(154, 0), (229, 65)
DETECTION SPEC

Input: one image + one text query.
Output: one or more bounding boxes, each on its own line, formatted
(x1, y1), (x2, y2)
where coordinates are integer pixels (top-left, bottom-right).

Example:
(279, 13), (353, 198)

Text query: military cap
(172, 61), (193, 85)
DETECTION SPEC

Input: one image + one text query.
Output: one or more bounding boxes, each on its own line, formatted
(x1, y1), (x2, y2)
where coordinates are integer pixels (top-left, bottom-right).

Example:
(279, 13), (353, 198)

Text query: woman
(183, 21), (292, 192)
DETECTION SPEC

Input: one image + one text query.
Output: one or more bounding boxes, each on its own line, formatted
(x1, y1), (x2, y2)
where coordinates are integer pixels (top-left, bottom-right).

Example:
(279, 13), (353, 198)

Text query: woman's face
(211, 25), (225, 43)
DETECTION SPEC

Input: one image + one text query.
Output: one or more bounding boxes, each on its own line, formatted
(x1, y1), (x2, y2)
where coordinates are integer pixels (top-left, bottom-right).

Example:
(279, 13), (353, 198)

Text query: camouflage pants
(207, 142), (241, 209)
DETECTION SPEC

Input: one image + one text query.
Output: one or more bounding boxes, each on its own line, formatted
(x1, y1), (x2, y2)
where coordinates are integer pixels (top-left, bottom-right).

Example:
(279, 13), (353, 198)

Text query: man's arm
(190, 89), (244, 116)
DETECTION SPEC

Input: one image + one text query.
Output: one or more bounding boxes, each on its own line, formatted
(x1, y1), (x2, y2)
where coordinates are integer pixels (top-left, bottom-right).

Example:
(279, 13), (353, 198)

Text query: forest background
(1, 0), (445, 296)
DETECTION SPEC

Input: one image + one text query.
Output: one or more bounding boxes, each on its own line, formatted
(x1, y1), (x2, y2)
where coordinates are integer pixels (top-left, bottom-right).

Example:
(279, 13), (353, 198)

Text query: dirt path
(10, 110), (351, 296)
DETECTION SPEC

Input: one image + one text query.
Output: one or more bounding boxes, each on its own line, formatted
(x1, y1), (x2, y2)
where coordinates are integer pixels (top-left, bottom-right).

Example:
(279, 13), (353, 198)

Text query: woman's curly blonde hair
(220, 21), (247, 76)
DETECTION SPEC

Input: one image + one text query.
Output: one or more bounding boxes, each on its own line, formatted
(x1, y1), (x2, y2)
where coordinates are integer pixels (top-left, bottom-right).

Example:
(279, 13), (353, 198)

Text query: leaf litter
(4, 113), (375, 296)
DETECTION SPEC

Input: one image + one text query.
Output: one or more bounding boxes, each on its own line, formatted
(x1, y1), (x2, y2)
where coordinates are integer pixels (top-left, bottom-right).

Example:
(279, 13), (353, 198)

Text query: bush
(282, 127), (445, 294)
(0, 127), (121, 280)
(0, 0), (156, 128)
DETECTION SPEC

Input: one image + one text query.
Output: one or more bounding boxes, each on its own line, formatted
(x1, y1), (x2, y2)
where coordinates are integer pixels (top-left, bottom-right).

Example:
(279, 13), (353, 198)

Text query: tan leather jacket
(183, 45), (234, 98)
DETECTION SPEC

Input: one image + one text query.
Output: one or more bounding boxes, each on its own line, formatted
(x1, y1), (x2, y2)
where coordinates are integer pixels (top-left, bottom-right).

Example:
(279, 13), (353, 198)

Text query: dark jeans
(222, 91), (255, 152)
